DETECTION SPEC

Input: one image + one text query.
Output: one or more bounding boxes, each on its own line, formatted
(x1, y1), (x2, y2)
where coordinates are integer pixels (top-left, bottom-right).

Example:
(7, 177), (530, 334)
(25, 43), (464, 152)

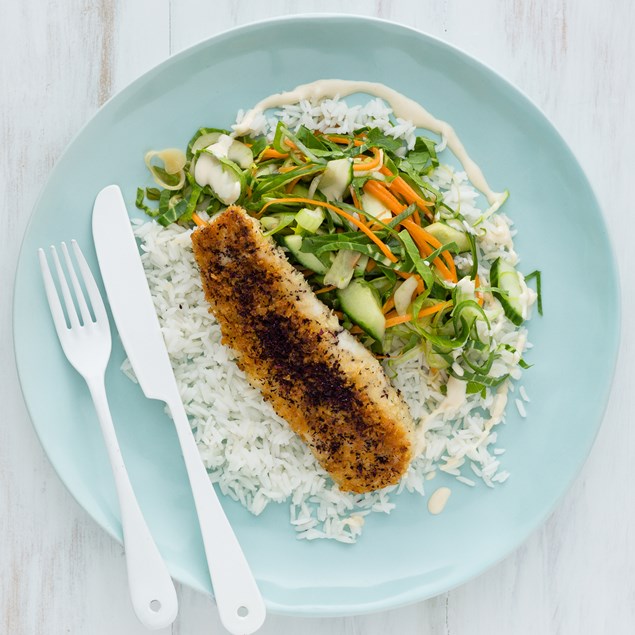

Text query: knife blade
(92, 185), (266, 635)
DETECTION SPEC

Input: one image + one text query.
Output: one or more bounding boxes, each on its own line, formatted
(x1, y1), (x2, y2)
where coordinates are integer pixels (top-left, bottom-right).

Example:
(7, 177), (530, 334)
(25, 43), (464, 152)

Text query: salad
(136, 119), (541, 396)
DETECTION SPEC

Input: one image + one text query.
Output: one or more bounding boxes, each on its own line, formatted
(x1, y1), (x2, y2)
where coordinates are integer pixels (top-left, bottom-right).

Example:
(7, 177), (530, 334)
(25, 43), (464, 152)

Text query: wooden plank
(2, 0), (634, 633)
(0, 1), (169, 634)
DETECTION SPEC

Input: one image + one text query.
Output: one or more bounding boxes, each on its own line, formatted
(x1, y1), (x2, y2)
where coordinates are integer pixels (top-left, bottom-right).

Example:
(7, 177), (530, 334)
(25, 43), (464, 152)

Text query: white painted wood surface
(1, 1), (633, 633)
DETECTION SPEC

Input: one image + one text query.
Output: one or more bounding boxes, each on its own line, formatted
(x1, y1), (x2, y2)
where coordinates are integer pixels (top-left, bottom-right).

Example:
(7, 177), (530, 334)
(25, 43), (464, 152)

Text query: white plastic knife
(92, 185), (266, 635)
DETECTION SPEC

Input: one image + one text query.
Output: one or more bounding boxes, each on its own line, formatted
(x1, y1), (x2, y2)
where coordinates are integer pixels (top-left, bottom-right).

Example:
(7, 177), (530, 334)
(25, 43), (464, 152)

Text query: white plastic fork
(38, 240), (178, 630)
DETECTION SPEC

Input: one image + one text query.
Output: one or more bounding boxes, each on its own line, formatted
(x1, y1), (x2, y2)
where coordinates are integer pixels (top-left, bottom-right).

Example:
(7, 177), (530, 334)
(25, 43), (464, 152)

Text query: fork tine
(38, 248), (70, 336)
(50, 245), (80, 329)
(61, 242), (93, 325)
(71, 240), (108, 323)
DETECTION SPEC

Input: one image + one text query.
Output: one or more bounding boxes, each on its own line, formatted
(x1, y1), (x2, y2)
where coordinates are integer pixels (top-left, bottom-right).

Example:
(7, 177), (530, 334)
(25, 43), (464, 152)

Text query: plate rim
(12, 13), (622, 617)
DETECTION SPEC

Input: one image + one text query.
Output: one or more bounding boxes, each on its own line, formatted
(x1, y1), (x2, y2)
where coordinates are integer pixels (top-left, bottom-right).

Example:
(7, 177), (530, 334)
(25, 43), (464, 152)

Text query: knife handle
(87, 378), (178, 630)
(166, 396), (266, 635)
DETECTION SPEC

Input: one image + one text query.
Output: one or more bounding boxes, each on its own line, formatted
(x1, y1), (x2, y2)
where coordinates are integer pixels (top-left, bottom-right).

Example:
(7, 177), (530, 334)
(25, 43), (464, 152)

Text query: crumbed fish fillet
(191, 206), (414, 493)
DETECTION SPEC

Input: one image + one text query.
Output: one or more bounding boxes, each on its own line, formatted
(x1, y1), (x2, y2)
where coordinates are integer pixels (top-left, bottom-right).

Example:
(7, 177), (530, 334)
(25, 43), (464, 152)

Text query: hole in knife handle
(237, 605), (249, 618)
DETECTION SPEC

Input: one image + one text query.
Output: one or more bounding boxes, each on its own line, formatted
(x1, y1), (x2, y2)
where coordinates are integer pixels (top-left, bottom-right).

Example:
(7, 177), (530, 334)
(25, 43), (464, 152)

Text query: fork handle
(87, 378), (178, 630)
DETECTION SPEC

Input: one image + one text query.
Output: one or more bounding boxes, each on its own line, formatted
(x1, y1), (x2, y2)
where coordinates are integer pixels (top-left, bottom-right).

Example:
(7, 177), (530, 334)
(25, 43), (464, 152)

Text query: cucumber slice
(318, 158), (353, 201)
(490, 257), (524, 325)
(283, 235), (329, 274)
(324, 250), (360, 289)
(425, 221), (470, 252)
(290, 183), (311, 199)
(361, 192), (392, 222)
(196, 134), (253, 170)
(227, 139), (254, 169)
(337, 279), (385, 341)
(187, 128), (225, 157)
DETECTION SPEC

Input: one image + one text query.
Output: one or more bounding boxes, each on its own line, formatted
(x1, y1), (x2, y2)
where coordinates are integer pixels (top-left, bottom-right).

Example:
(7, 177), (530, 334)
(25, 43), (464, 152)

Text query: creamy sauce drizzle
(234, 79), (505, 205)
(428, 487), (452, 515)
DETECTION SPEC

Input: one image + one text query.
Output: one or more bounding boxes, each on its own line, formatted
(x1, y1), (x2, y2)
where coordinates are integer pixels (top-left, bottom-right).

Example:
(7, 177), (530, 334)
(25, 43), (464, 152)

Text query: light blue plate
(13, 16), (619, 617)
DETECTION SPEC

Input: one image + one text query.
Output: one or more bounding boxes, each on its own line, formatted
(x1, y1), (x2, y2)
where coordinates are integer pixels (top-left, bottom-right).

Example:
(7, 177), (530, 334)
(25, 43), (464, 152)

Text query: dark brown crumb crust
(191, 206), (412, 493)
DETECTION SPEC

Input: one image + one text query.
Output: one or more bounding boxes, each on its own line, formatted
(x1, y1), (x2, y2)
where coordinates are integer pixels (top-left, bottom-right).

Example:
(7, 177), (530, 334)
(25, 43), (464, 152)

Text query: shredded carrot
(314, 285), (336, 295)
(284, 139), (299, 150)
(402, 220), (457, 281)
(379, 166), (434, 219)
(394, 270), (424, 290)
(277, 165), (298, 173)
(394, 181), (433, 218)
(389, 178), (429, 221)
(261, 148), (289, 160)
(349, 187), (367, 226)
(384, 301), (452, 328)
(382, 297), (395, 314)
(365, 258), (377, 272)
(324, 134), (350, 145)
(258, 197), (398, 263)
(350, 186), (362, 210)
(324, 134), (364, 147)
(362, 181), (456, 281)
(349, 325), (364, 335)
(334, 310), (344, 320)
(285, 176), (302, 193)
(353, 147), (382, 172)
(192, 213), (207, 227)
(363, 179), (405, 214)
(474, 274), (483, 306)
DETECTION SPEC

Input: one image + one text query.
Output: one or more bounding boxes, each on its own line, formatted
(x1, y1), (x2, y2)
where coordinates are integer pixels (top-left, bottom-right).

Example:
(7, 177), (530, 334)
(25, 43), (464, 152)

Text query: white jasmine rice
(126, 98), (535, 542)
(519, 385), (530, 402)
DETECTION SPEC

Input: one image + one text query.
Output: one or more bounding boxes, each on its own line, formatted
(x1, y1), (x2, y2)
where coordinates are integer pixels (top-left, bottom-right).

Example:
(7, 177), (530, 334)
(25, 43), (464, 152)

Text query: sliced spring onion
(324, 250), (361, 289)
(187, 128), (227, 158)
(144, 150), (186, 191)
(295, 207), (324, 233)
(261, 213), (295, 236)
(524, 269), (543, 316)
